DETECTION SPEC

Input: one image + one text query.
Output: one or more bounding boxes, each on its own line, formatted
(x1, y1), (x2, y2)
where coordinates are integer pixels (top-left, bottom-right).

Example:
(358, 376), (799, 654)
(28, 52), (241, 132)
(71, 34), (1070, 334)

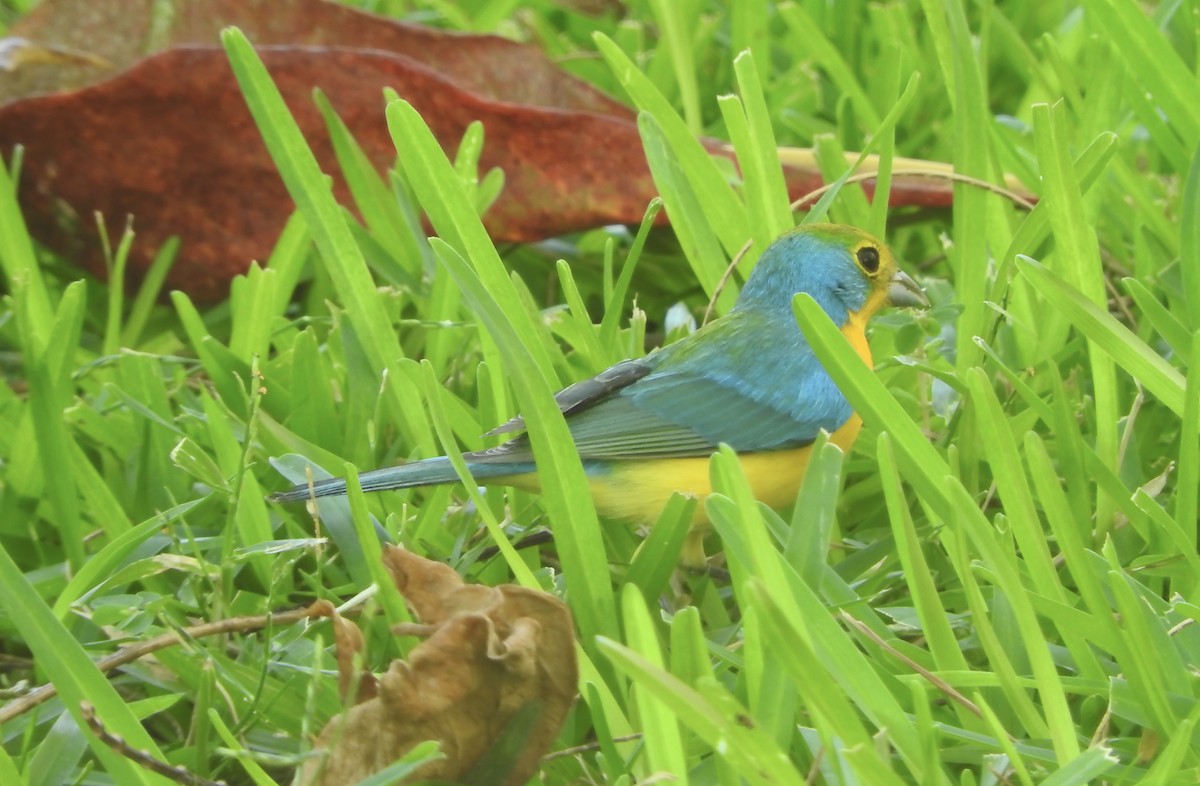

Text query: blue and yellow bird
(270, 224), (926, 559)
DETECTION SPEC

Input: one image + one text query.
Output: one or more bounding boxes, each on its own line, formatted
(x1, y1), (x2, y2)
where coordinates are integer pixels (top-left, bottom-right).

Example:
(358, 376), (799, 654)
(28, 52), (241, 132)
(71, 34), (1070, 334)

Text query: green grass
(2, 1), (1200, 784)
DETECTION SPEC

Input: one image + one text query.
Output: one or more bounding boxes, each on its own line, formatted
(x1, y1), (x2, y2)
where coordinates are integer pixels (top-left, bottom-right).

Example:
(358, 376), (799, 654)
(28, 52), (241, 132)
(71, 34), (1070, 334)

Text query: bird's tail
(268, 456), (529, 503)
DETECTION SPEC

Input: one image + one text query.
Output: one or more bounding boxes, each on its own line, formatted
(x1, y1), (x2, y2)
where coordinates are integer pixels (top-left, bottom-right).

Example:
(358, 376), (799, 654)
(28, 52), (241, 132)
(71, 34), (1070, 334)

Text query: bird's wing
(566, 365), (847, 459)
(484, 358), (653, 436)
(472, 323), (851, 463)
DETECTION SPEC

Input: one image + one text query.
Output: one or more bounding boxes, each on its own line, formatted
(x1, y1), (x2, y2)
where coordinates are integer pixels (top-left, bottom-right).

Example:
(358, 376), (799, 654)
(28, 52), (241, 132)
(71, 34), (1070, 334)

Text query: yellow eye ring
(856, 244), (881, 274)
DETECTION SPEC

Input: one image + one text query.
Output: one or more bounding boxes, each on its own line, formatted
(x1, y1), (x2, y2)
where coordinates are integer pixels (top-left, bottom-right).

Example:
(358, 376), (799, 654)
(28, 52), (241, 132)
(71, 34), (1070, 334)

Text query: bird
(270, 224), (927, 564)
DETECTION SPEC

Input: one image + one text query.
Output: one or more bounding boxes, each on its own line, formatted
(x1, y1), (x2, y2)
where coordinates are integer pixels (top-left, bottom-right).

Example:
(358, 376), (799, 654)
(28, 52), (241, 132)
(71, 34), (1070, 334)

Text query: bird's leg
(680, 528), (709, 573)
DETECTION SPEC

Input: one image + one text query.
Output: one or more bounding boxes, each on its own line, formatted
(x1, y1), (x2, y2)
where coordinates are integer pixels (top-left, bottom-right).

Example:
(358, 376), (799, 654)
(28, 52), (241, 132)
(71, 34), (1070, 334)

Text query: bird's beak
(888, 269), (929, 308)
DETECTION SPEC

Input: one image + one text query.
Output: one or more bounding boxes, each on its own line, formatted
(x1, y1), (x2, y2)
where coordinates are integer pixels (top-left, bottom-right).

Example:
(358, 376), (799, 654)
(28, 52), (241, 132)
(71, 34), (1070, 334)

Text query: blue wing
(471, 309), (851, 464)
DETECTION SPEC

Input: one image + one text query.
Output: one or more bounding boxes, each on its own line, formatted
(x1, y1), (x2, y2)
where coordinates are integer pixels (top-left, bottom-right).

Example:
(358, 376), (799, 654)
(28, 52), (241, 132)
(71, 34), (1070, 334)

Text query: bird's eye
(857, 246), (880, 274)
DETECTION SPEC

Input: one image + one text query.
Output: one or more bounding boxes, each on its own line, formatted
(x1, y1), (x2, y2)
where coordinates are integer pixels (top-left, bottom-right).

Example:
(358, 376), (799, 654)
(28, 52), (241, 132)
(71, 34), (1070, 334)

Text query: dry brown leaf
(300, 547), (577, 786)
(1, 42), (660, 300)
(1, 0), (630, 114)
(0, 0), (993, 302)
(0, 0), (646, 300)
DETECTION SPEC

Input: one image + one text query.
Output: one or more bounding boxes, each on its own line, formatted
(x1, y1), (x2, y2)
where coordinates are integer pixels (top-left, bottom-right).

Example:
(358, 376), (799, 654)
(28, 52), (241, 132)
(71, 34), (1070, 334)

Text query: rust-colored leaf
(0, 42), (659, 300)
(0, 0), (991, 302)
(2, 0), (631, 115)
(0, 0), (659, 300)
(300, 547), (577, 786)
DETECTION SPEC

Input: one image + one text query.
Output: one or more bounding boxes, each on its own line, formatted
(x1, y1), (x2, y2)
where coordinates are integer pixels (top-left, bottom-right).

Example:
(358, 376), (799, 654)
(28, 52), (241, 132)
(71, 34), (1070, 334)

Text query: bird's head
(734, 224), (926, 324)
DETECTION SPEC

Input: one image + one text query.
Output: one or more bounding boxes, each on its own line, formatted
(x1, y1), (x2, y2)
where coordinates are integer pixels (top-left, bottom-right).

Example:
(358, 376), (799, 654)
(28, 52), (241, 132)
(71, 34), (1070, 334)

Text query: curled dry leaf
(300, 547), (578, 786)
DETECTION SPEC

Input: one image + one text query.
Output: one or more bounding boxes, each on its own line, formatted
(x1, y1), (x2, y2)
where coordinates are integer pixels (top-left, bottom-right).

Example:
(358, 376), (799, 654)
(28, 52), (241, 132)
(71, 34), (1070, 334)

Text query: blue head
(734, 224), (911, 325)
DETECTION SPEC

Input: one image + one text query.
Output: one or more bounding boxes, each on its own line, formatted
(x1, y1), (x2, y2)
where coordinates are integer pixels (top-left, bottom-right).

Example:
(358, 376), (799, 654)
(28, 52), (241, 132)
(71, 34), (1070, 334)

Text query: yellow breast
(507, 319), (872, 526)
(585, 413), (862, 524)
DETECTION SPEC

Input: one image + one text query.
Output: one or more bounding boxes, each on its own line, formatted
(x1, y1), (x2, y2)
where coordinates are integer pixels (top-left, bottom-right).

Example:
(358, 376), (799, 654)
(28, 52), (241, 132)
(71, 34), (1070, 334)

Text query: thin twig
(701, 167), (1037, 326)
(81, 701), (227, 786)
(838, 611), (986, 721)
(1105, 275), (1138, 329)
(702, 237), (754, 327)
(793, 169), (1036, 212)
(804, 745), (825, 785)
(0, 606), (321, 724)
(541, 732), (644, 761)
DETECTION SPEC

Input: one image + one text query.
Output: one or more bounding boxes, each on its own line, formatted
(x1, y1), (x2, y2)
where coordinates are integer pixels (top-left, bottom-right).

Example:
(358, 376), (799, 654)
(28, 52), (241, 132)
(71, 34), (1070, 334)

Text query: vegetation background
(1, 0), (1198, 784)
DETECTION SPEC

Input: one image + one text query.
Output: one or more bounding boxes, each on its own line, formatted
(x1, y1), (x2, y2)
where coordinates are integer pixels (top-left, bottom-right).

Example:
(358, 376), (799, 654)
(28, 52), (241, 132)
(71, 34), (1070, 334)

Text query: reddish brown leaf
(0, 0), (648, 300)
(301, 547), (577, 786)
(0, 44), (659, 300)
(0, 0), (995, 302)
(4, 0), (631, 115)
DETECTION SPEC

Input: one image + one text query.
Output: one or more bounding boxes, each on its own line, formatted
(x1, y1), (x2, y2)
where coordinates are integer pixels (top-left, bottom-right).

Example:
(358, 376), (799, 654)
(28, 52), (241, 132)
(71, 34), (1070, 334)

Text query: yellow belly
(585, 413), (862, 523)
(501, 321), (872, 526)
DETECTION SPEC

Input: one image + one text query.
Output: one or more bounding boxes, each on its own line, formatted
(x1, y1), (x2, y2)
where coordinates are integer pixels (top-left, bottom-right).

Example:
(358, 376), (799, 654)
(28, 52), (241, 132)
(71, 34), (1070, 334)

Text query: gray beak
(888, 269), (929, 308)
